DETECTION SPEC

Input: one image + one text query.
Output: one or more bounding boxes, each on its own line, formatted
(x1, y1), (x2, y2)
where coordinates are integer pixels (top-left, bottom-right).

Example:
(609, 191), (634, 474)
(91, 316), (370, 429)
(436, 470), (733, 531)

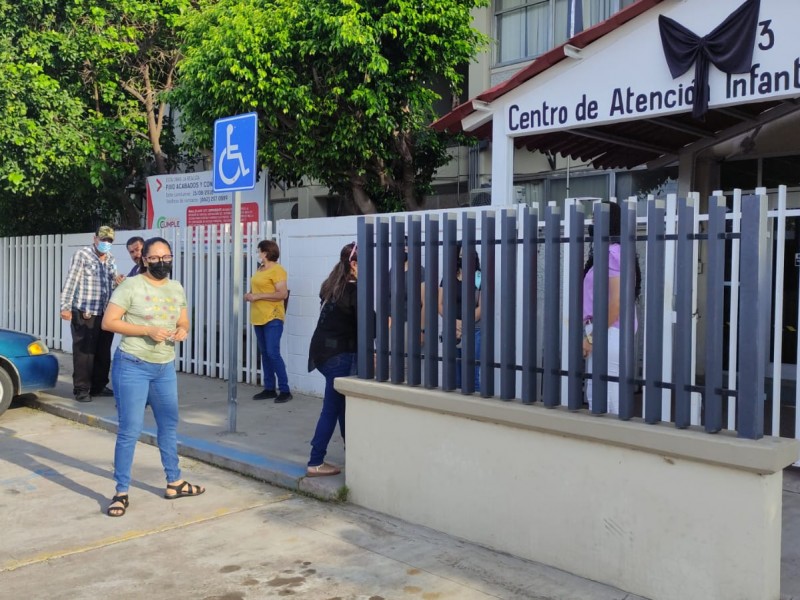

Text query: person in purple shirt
(582, 202), (641, 414)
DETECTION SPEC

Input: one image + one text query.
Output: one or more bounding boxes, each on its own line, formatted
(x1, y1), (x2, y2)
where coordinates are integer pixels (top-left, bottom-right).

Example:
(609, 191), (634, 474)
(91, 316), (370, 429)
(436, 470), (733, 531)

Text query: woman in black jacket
(306, 242), (359, 477)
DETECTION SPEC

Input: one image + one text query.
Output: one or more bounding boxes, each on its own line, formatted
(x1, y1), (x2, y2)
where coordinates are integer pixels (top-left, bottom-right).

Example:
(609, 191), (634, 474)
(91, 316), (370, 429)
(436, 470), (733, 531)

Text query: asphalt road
(0, 402), (641, 600)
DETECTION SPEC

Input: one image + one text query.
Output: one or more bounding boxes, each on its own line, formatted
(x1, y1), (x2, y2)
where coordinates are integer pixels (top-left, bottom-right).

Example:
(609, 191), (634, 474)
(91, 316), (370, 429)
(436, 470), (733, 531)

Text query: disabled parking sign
(213, 112), (258, 192)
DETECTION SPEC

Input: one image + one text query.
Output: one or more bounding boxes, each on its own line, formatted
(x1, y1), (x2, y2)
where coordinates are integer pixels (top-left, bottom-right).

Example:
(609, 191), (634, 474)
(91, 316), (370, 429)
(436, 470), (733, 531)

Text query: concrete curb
(22, 396), (345, 502)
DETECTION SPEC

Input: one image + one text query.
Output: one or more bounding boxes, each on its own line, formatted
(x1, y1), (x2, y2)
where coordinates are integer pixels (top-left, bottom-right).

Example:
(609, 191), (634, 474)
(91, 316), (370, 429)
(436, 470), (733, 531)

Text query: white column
(677, 149), (694, 199)
(490, 115), (515, 206)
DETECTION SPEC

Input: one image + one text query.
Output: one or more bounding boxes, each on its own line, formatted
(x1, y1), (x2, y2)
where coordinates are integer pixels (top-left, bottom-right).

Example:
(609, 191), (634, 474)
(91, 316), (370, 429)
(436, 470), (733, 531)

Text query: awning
(517, 98), (795, 170)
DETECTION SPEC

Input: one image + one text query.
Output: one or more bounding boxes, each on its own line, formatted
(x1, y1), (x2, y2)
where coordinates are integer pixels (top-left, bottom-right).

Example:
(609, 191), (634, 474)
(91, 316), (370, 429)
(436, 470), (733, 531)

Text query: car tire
(0, 367), (14, 417)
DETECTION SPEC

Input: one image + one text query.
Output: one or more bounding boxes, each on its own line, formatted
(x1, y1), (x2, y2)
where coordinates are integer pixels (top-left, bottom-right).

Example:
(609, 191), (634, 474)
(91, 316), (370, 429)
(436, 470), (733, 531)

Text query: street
(0, 403), (637, 600)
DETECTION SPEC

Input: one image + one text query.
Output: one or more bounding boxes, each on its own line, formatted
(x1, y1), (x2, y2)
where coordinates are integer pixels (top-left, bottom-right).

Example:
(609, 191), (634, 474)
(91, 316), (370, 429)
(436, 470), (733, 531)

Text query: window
(496, 0), (550, 64)
(763, 155), (800, 189)
(513, 172), (611, 215)
(720, 155), (800, 193)
(615, 166), (678, 200)
(549, 172), (610, 204)
(495, 0), (636, 65)
(720, 159), (758, 192)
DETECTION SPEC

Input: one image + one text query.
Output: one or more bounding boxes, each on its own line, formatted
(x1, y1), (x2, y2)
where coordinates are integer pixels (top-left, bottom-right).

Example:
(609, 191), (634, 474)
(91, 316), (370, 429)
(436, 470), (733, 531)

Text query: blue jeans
(254, 320), (289, 393)
(456, 328), (481, 391)
(111, 349), (181, 494)
(308, 352), (355, 467)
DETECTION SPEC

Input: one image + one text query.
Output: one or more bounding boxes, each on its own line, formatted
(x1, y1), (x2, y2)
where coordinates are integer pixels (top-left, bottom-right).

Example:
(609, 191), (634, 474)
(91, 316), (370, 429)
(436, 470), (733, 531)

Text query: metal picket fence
(5, 188), (800, 443)
(162, 221), (274, 384)
(0, 222), (274, 387)
(0, 234), (64, 350)
(356, 189), (778, 440)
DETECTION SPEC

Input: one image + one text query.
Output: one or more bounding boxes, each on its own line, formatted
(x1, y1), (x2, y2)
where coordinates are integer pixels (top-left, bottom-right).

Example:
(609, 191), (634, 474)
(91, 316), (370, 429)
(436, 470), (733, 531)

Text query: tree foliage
(0, 1), (93, 199)
(173, 0), (488, 213)
(0, 0), (198, 236)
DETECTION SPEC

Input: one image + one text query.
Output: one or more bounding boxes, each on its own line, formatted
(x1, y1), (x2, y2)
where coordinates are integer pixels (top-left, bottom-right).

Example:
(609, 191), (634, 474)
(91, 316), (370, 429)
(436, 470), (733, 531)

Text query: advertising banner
(145, 170), (265, 228)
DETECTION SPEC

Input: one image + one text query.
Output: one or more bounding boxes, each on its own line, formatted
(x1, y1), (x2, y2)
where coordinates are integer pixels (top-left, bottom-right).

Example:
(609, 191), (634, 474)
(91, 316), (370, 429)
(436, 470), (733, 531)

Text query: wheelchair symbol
(217, 124), (251, 186)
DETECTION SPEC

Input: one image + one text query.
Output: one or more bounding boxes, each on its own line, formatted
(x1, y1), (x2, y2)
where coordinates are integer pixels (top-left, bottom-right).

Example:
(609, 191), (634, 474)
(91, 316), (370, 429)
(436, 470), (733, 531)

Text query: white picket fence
(162, 221), (275, 385)
(0, 234), (64, 350)
(0, 222), (274, 387)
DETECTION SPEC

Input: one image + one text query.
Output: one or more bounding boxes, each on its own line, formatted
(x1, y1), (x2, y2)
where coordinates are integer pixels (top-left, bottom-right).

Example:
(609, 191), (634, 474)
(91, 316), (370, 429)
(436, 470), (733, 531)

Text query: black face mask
(148, 262), (172, 280)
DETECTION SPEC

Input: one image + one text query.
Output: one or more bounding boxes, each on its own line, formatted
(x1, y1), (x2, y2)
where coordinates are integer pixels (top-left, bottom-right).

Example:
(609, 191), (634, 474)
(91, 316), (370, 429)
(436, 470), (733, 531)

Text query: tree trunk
(141, 64), (168, 175)
(396, 132), (423, 211)
(109, 187), (143, 229)
(349, 173), (378, 214)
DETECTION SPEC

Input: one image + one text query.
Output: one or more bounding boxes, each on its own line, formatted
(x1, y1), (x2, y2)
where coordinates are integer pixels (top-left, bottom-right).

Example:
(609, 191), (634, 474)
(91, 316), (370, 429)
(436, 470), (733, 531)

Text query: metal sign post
(212, 112), (258, 433)
(228, 191), (243, 432)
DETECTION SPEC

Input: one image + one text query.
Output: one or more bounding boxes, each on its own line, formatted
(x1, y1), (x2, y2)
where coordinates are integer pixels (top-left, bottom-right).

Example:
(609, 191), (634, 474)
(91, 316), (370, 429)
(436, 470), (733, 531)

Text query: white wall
(278, 214), (362, 396)
(340, 378), (799, 600)
(277, 206), (502, 397)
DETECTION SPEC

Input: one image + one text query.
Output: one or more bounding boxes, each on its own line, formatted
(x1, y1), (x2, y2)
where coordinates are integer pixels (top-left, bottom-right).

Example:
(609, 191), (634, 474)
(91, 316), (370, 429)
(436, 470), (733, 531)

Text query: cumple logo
(156, 216), (181, 228)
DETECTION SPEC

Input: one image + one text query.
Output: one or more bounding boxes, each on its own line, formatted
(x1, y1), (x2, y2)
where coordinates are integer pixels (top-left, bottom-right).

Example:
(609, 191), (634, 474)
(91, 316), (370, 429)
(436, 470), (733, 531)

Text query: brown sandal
(165, 481), (205, 499)
(107, 494), (129, 517)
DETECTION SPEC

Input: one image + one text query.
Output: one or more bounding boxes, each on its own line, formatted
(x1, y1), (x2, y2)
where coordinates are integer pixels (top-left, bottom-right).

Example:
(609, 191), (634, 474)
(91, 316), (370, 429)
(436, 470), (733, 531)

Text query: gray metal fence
(0, 190), (791, 442)
(356, 193), (771, 440)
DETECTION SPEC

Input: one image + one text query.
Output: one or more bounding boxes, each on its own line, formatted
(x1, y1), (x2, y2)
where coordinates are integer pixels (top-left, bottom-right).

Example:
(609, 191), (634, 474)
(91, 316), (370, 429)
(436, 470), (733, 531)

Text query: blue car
(0, 328), (59, 416)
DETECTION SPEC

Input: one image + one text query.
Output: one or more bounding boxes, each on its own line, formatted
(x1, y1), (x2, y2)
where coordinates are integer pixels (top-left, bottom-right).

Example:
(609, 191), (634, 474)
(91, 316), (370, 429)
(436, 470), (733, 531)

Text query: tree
(173, 0), (488, 213)
(69, 0), (200, 228)
(0, 0), (198, 235)
(0, 1), (94, 200)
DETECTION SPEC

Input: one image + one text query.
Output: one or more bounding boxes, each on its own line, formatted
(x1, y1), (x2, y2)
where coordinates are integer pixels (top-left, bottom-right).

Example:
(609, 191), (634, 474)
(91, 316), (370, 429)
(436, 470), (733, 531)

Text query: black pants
(71, 309), (114, 396)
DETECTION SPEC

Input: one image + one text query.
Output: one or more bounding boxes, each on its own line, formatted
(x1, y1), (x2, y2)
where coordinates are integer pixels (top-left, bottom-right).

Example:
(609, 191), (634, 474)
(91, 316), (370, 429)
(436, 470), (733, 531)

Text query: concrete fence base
(336, 378), (800, 600)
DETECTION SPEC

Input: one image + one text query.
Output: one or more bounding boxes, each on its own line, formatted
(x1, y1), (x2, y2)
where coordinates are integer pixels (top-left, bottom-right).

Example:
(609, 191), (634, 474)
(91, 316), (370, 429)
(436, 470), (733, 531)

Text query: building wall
(340, 378), (797, 600)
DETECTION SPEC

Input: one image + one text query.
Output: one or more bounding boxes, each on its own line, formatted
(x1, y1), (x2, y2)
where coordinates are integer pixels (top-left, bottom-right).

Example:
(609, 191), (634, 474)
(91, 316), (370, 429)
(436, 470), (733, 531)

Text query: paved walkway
(1, 405), (648, 600)
(22, 351), (800, 599)
(26, 351), (346, 501)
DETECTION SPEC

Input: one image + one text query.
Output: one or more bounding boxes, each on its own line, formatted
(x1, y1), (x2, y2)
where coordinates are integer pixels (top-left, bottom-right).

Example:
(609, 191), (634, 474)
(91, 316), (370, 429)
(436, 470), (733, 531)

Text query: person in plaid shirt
(60, 225), (125, 402)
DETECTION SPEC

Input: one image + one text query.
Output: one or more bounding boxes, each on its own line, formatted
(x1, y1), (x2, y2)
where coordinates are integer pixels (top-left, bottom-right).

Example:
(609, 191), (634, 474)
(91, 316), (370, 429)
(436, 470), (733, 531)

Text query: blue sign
(212, 112), (258, 192)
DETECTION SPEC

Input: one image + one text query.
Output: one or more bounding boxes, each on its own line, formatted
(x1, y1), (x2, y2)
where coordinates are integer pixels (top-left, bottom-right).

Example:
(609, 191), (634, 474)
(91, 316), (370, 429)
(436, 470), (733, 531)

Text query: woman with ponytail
(305, 242), (359, 477)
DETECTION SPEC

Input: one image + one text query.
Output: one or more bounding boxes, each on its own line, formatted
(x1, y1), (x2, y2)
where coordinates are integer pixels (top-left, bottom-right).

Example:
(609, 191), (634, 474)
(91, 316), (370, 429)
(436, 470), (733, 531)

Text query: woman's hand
(147, 326), (174, 343)
(171, 327), (189, 343)
(582, 337), (592, 359)
(244, 292), (255, 302)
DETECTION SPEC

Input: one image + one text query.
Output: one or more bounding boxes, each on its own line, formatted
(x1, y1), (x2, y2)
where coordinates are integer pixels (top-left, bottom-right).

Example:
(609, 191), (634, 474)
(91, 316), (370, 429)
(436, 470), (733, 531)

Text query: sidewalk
(22, 351), (800, 599)
(25, 351), (345, 501)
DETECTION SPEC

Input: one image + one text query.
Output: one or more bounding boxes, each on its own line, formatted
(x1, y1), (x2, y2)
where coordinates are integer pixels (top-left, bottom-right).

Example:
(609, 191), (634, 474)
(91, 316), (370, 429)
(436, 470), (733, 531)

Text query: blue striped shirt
(60, 246), (119, 315)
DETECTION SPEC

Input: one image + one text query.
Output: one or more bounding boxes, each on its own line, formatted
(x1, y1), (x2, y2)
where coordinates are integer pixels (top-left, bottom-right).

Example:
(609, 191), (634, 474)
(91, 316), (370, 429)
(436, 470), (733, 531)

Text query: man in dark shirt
(126, 236), (145, 276)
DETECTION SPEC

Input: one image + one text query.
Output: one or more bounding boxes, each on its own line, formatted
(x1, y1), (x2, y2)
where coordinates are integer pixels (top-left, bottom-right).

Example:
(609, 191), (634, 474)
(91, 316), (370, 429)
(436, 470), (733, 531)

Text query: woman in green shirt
(101, 237), (204, 517)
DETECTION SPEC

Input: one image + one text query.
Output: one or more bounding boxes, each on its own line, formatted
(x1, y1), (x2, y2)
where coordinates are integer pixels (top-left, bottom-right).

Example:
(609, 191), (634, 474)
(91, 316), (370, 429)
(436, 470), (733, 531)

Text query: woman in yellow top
(245, 240), (292, 402)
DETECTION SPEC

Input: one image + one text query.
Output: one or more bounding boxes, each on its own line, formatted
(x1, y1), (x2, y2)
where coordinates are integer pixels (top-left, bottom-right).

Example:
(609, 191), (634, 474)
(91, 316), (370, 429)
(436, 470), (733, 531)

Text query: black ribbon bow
(659, 0), (761, 119)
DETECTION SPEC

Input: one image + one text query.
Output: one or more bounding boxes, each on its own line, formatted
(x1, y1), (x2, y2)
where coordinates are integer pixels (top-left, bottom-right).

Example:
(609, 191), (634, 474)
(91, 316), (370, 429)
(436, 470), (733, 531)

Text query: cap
(96, 225), (115, 241)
